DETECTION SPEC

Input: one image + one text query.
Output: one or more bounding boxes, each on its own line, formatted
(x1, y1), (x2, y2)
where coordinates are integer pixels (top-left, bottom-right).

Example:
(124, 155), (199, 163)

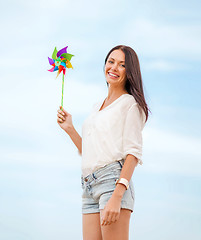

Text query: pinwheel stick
(61, 73), (64, 111)
(48, 46), (74, 111)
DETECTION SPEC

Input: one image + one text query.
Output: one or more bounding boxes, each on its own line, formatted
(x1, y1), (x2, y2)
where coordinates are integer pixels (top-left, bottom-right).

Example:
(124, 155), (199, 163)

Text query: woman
(57, 45), (150, 240)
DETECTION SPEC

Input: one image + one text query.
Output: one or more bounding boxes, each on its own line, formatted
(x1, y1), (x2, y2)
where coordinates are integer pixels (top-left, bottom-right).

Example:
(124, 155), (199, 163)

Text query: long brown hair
(104, 45), (151, 123)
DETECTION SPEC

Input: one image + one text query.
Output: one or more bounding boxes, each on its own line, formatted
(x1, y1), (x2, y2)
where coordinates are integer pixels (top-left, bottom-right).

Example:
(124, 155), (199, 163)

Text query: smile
(108, 72), (119, 78)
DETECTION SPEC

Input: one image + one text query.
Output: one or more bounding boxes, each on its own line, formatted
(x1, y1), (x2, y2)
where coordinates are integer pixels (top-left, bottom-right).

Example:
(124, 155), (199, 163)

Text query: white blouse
(81, 93), (146, 178)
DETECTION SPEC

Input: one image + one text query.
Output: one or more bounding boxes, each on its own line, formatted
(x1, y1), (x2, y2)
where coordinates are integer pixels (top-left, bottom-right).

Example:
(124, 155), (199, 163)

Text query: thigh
(82, 213), (103, 240)
(100, 209), (131, 240)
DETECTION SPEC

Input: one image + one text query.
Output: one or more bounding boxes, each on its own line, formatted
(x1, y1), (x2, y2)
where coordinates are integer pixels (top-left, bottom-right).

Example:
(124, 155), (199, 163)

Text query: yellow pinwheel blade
(66, 60), (73, 69)
(56, 71), (60, 78)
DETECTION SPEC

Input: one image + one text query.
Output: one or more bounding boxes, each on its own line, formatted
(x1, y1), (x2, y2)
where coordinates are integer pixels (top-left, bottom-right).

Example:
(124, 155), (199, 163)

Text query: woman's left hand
(101, 194), (122, 226)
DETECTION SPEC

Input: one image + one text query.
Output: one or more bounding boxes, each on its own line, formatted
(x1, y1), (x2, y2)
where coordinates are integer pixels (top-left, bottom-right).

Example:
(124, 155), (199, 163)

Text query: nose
(111, 63), (118, 71)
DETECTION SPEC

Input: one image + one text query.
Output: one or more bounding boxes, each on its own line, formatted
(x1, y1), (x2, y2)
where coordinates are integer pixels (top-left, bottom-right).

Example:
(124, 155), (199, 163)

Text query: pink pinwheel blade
(57, 46), (68, 58)
(48, 57), (54, 65)
(48, 66), (55, 72)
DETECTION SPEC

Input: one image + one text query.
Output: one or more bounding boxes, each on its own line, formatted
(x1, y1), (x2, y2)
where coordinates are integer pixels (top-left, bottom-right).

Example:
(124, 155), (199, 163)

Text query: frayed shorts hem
(82, 201), (134, 214)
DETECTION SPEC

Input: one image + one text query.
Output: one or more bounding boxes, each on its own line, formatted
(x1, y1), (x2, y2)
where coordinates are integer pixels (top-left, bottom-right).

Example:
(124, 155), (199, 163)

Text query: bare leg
(82, 212), (103, 240)
(100, 209), (131, 240)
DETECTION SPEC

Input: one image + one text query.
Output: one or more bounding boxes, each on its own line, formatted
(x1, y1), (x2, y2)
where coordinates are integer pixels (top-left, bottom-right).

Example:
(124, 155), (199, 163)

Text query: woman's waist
(81, 158), (125, 180)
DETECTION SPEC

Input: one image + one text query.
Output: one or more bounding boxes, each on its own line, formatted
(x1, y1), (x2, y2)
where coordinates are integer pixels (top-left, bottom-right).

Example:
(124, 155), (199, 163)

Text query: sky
(0, 0), (201, 239)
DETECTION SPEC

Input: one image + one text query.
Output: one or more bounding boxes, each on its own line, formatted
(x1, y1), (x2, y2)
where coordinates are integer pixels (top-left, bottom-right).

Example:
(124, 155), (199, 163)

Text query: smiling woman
(104, 45), (150, 122)
(104, 50), (127, 91)
(56, 45), (151, 240)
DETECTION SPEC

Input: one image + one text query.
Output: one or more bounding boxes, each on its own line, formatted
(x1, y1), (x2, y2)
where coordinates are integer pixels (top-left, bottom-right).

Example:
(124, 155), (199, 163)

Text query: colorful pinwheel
(48, 46), (74, 110)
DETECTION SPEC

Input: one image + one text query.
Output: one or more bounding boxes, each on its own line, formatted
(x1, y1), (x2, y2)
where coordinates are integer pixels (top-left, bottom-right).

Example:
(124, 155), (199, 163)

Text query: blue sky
(0, 0), (201, 239)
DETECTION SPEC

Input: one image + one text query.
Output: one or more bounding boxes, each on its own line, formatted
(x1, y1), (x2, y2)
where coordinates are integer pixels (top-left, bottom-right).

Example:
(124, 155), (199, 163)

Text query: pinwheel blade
(60, 62), (66, 68)
(58, 65), (64, 72)
(56, 70), (61, 78)
(63, 68), (66, 75)
(61, 53), (74, 61)
(48, 57), (54, 65)
(57, 46), (68, 58)
(48, 66), (55, 72)
(48, 46), (73, 79)
(52, 47), (58, 59)
(66, 60), (73, 69)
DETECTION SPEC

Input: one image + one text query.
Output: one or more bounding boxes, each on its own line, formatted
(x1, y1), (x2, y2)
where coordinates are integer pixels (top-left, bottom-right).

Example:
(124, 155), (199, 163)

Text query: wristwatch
(115, 178), (129, 190)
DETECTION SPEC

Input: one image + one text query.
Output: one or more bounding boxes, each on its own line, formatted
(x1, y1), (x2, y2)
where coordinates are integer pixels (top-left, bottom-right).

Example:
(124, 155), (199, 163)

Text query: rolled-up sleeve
(123, 103), (145, 166)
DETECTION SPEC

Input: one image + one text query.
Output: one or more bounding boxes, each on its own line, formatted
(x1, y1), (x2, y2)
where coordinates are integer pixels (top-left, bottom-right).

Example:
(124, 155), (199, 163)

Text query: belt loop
(92, 173), (97, 180)
(118, 160), (123, 169)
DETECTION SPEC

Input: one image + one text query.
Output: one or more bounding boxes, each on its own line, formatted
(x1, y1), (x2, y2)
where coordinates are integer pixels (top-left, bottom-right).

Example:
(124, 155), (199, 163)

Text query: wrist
(113, 183), (126, 199)
(65, 125), (74, 135)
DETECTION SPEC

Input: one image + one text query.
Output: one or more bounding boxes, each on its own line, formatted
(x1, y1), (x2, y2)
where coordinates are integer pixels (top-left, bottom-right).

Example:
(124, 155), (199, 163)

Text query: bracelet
(115, 178), (129, 190)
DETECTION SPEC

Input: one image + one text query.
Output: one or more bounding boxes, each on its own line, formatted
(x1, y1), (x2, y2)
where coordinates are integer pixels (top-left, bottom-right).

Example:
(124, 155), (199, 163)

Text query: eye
(120, 64), (125, 68)
(108, 60), (113, 64)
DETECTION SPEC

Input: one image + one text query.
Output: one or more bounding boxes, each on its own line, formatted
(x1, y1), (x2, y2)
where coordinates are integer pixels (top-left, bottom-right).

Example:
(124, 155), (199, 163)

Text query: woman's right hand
(57, 106), (74, 134)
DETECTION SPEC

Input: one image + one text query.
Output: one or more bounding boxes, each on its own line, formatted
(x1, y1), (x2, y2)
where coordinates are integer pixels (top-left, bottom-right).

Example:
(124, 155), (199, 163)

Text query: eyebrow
(108, 57), (125, 63)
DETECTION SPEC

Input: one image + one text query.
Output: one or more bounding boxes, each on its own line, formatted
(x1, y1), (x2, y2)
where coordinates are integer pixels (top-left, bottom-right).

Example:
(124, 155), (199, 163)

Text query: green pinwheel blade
(52, 47), (58, 59)
(61, 53), (74, 61)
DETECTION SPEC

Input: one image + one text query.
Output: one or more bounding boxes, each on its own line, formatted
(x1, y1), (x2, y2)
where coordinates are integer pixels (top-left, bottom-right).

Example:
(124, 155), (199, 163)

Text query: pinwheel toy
(48, 46), (74, 111)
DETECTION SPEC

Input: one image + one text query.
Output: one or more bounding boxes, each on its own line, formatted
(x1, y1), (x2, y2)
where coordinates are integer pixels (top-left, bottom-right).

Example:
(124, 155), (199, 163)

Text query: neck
(107, 84), (128, 100)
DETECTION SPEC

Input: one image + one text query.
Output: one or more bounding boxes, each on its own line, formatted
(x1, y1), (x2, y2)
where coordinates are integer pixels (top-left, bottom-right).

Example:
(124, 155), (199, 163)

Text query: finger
(57, 113), (65, 120)
(58, 118), (63, 123)
(58, 118), (64, 122)
(103, 212), (110, 226)
(111, 214), (117, 223)
(107, 213), (113, 224)
(103, 220), (109, 226)
(62, 109), (69, 116)
(57, 116), (65, 122)
(104, 221), (110, 226)
(101, 216), (107, 226)
(58, 109), (65, 116)
(60, 106), (69, 116)
(101, 209), (107, 225)
(57, 116), (64, 122)
(101, 217), (105, 226)
(114, 212), (120, 222)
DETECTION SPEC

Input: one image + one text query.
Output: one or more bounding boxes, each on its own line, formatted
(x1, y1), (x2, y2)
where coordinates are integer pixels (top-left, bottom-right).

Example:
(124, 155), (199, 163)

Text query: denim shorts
(81, 159), (135, 214)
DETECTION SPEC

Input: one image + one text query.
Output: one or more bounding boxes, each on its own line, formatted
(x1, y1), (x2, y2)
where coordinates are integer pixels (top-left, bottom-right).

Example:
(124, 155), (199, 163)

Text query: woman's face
(104, 49), (126, 87)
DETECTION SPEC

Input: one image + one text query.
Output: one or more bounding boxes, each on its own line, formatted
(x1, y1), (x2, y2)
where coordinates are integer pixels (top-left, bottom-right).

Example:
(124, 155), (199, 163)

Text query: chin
(106, 78), (120, 85)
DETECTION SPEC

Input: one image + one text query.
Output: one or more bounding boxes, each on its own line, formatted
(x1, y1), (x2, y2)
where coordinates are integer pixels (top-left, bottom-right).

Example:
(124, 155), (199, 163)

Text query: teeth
(109, 72), (119, 77)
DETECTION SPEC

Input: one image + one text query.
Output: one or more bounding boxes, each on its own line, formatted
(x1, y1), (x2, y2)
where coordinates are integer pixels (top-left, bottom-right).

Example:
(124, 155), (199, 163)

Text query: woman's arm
(57, 106), (82, 155)
(113, 154), (138, 198)
(66, 126), (82, 155)
(100, 154), (138, 226)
